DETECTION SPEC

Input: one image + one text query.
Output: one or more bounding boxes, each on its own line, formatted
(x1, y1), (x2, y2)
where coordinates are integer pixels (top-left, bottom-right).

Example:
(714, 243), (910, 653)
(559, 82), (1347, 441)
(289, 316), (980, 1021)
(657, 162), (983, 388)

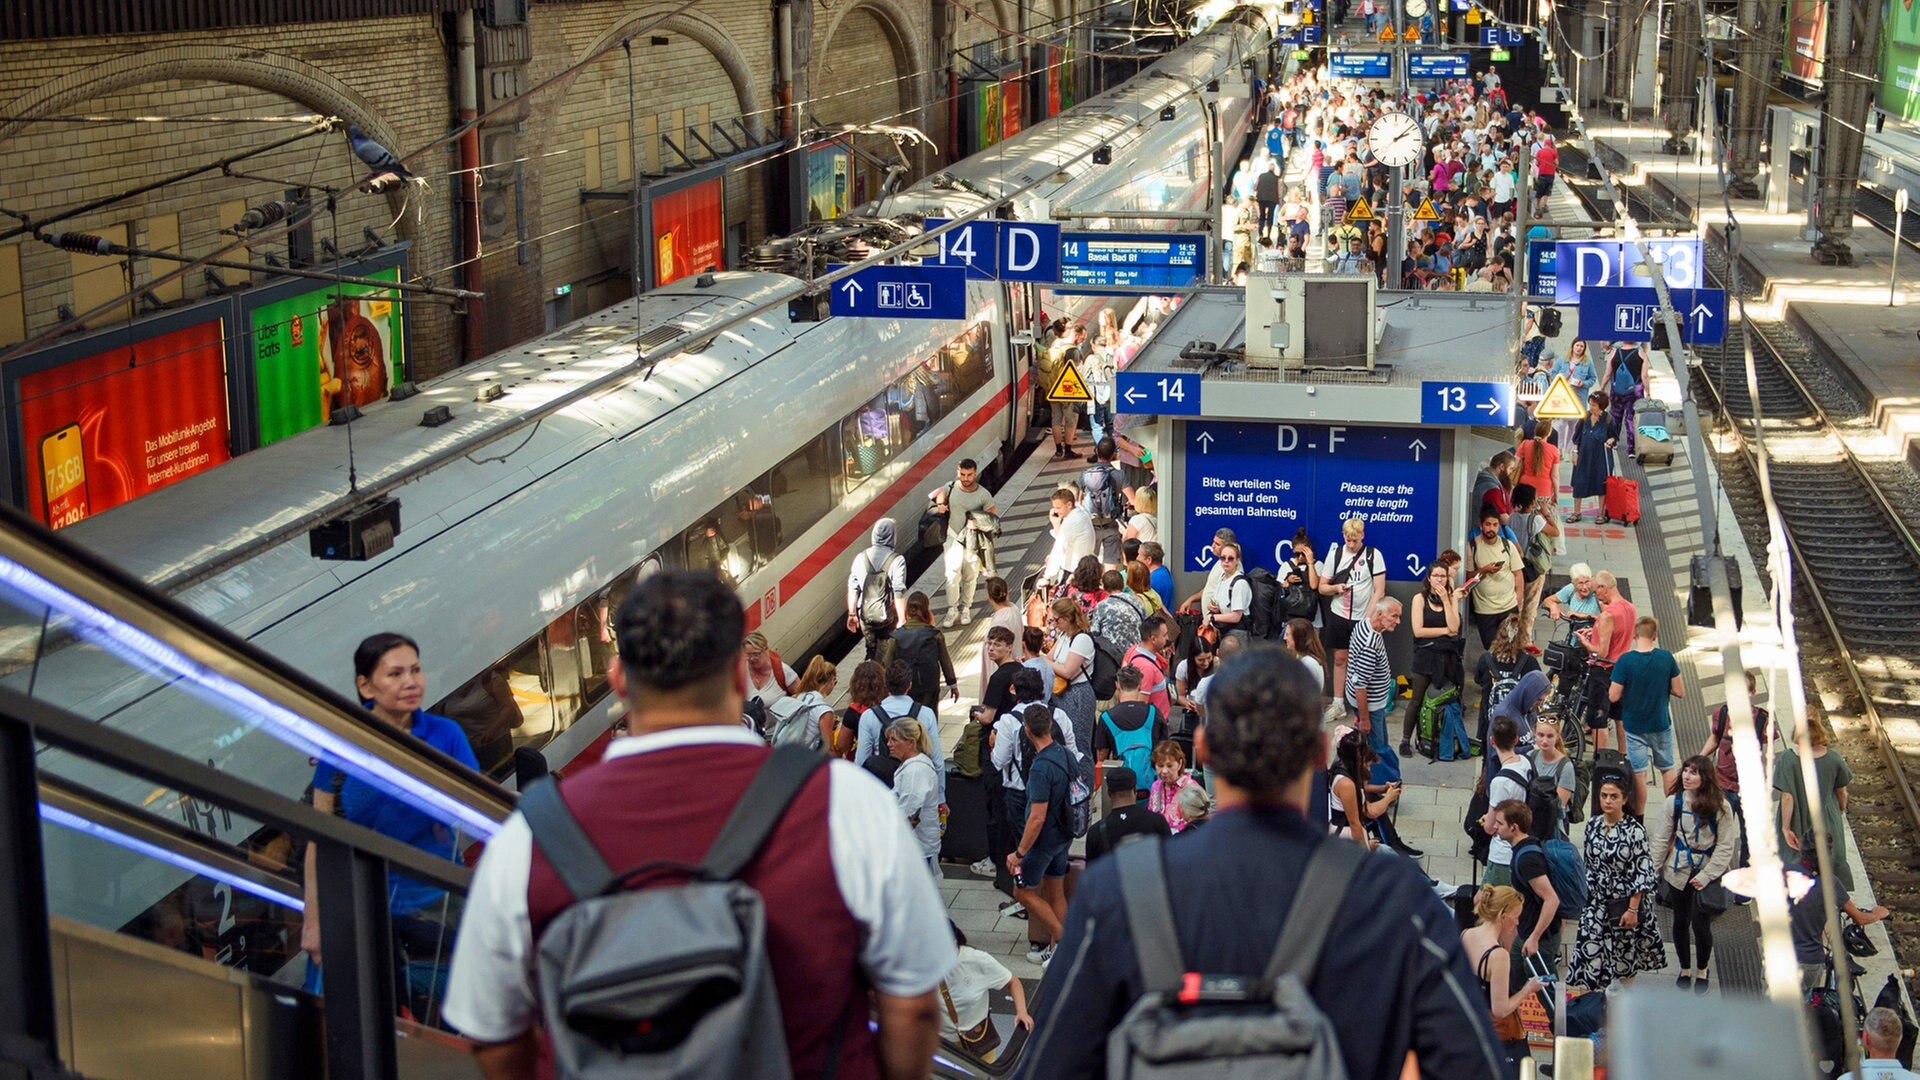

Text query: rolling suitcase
(1603, 475), (1641, 525)
(1633, 400), (1675, 466)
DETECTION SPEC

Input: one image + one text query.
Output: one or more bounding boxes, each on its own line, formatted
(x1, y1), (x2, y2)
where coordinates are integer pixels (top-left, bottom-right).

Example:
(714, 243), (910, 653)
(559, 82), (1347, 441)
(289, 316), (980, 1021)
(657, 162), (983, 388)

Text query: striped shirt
(1345, 619), (1394, 712)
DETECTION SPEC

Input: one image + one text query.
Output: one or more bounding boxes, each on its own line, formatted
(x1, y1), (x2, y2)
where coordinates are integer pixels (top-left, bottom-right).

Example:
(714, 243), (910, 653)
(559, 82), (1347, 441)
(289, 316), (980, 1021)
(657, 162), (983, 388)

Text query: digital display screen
(1329, 52), (1392, 78)
(1408, 52), (1470, 78)
(1057, 232), (1206, 288)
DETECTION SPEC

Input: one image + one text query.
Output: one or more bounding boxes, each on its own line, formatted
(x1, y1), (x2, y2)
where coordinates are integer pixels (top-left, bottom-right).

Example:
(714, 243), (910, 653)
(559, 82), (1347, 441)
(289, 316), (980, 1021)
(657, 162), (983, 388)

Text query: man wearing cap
(1083, 765), (1171, 863)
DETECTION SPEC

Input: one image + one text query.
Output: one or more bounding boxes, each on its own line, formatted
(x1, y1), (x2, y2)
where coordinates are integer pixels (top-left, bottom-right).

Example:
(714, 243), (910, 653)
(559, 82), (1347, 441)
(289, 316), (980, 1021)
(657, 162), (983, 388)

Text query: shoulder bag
(940, 981), (1001, 1058)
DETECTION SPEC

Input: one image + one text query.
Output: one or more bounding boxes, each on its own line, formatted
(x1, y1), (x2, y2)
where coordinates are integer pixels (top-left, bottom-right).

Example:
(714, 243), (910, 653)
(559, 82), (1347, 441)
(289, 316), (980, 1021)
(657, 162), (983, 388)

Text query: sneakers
(942, 612), (962, 629)
(1026, 944), (1056, 966)
(1398, 739), (1413, 757)
(999, 899), (1027, 918)
(969, 857), (996, 878)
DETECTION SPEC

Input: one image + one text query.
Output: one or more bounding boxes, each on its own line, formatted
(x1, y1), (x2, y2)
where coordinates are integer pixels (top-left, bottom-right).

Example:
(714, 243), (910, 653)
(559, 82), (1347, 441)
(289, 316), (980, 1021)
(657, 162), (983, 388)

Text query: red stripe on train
(743, 370), (1033, 634)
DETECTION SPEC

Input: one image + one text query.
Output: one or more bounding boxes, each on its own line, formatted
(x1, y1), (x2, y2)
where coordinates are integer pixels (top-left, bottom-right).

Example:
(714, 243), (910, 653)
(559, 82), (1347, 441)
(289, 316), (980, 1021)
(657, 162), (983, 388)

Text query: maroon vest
(526, 743), (875, 1079)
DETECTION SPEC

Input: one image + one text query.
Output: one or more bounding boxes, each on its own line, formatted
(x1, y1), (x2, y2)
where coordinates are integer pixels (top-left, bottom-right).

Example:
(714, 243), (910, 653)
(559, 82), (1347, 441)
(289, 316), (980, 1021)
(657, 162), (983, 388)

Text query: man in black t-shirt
(1084, 766), (1170, 862)
(981, 627), (1022, 716)
(974, 626), (1024, 886)
(1491, 799), (1559, 988)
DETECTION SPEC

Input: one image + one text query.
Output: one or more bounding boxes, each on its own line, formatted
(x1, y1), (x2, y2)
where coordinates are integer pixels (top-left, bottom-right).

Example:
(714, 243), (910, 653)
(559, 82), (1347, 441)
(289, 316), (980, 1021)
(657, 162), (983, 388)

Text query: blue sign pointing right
(1576, 286), (1726, 345)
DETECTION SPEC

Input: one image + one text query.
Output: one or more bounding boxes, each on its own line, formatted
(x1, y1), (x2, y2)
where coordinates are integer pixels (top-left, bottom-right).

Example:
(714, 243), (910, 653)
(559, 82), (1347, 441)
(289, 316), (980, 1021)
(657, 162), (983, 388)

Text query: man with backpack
(1007, 703), (1078, 967)
(1095, 666), (1170, 801)
(854, 660), (947, 801)
(1488, 800), (1562, 974)
(1084, 765), (1171, 862)
(1019, 648), (1508, 1079)
(847, 518), (909, 661)
(445, 570), (952, 1079)
(1080, 437), (1134, 565)
(1478, 716), (1536, 887)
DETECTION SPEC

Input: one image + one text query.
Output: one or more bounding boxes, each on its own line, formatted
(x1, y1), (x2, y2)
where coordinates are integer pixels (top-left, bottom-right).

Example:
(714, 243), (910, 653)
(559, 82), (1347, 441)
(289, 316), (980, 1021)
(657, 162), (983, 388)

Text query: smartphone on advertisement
(39, 422), (90, 528)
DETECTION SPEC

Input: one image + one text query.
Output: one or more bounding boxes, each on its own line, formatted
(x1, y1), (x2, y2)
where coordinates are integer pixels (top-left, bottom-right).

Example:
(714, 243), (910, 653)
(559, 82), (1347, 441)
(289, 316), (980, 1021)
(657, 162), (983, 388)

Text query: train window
(435, 658), (525, 777)
(844, 391), (894, 483)
(757, 433), (841, 561)
(684, 512), (751, 587)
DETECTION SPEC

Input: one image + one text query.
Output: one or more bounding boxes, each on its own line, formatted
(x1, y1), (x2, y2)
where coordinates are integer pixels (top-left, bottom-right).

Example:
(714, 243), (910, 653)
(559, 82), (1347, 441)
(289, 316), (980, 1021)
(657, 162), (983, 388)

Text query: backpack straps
(518, 778), (618, 900)
(1115, 836), (1186, 993)
(1262, 838), (1365, 985)
(701, 745), (828, 880)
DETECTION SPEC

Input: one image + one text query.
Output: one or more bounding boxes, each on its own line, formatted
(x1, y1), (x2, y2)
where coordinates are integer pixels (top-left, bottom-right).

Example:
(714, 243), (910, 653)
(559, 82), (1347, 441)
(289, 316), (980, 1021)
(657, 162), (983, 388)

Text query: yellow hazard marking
(1465, 7), (1482, 21)
(1048, 362), (1092, 403)
(1378, 24), (1398, 41)
(1345, 197), (1376, 222)
(1535, 373), (1585, 419)
(1412, 197), (1441, 222)
(1403, 24), (1422, 40)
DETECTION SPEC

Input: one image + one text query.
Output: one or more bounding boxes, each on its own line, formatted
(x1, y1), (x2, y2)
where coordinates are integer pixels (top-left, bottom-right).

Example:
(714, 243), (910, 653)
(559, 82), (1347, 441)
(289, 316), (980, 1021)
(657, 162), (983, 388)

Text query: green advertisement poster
(249, 269), (407, 446)
(1883, 44), (1920, 118)
(1890, 0), (1920, 49)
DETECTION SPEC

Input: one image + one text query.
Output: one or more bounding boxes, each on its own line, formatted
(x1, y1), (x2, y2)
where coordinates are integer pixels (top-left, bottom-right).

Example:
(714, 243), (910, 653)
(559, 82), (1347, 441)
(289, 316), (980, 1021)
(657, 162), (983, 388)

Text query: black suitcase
(940, 770), (989, 865)
(1590, 748), (1631, 818)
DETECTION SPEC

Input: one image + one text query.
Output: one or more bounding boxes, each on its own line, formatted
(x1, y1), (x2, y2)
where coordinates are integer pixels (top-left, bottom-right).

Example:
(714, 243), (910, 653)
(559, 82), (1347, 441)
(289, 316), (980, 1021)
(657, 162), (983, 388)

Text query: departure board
(1057, 232), (1207, 289)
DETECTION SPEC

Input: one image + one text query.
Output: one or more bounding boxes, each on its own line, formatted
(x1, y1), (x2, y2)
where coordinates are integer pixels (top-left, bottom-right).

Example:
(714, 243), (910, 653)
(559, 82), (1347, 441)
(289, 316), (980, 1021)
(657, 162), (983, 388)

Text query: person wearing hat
(1083, 764), (1171, 862)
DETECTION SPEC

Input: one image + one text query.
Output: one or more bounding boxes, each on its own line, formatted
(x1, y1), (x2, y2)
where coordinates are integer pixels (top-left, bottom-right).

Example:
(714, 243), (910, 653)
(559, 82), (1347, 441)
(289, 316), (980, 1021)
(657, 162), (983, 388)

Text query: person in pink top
(1147, 740), (1199, 833)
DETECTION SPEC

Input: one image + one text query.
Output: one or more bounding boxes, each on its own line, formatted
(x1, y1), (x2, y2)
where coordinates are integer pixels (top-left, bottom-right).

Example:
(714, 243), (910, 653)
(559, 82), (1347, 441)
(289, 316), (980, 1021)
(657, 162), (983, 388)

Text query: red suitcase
(1604, 475), (1641, 524)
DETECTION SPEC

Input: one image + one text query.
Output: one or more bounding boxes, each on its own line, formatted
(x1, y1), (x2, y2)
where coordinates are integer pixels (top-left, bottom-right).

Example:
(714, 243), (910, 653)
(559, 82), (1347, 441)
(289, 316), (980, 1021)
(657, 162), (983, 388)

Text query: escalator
(0, 504), (1029, 1078)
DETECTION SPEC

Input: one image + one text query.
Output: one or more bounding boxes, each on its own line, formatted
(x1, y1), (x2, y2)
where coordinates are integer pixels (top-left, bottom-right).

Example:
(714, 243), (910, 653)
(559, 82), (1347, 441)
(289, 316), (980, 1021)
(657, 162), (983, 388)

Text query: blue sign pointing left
(827, 264), (968, 320)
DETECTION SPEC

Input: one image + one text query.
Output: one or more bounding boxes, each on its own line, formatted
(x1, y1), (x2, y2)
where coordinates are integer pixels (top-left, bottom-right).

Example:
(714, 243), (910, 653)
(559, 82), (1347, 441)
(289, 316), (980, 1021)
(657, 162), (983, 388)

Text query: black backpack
(1088, 633), (1124, 700)
(890, 624), (941, 702)
(1244, 566), (1282, 639)
(1523, 768), (1561, 841)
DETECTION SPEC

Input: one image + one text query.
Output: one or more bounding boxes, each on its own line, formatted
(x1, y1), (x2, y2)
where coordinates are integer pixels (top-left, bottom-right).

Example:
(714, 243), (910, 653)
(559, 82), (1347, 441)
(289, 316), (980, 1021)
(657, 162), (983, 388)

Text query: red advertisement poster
(651, 176), (726, 288)
(1048, 48), (1063, 117)
(1784, 0), (1827, 83)
(17, 319), (231, 528)
(1003, 75), (1024, 140)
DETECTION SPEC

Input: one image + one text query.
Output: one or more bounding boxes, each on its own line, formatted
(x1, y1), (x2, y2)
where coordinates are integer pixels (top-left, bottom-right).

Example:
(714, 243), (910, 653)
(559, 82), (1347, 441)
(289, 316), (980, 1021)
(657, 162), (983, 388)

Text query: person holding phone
(1461, 885), (1543, 1071)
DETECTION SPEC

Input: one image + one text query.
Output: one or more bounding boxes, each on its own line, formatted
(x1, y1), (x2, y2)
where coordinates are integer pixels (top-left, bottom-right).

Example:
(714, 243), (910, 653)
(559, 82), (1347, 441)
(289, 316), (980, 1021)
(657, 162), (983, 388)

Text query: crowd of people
(274, 46), (1906, 1080)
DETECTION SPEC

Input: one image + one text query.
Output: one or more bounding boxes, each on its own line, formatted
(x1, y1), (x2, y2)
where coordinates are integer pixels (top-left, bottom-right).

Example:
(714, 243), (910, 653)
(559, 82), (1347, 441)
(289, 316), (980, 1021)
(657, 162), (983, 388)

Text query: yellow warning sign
(1535, 373), (1585, 419)
(1377, 24), (1397, 41)
(1047, 362), (1092, 404)
(1412, 197), (1441, 222)
(1345, 197), (1375, 223)
(1464, 6), (1482, 21)
(1403, 24), (1423, 40)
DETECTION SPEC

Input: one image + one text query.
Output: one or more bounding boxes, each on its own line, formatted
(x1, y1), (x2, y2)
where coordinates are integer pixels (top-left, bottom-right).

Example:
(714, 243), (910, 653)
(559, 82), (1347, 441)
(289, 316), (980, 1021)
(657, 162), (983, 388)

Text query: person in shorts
(1609, 616), (1683, 815)
(1318, 516), (1386, 694)
(1006, 703), (1074, 966)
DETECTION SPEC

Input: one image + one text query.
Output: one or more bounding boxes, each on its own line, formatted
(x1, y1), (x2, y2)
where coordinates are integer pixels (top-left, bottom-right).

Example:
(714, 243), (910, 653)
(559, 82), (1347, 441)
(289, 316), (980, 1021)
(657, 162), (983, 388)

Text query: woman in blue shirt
(1556, 339), (1597, 449)
(302, 633), (481, 991)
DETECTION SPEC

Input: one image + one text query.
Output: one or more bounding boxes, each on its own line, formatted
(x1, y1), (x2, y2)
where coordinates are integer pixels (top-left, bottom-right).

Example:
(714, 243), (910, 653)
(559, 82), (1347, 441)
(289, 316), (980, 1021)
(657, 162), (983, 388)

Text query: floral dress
(1568, 815), (1666, 989)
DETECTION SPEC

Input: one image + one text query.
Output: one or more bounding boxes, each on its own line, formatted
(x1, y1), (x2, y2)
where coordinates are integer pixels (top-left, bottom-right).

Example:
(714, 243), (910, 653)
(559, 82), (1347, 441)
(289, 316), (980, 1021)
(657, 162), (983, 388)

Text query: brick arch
(819, 0), (928, 121)
(0, 46), (413, 234)
(568, 8), (764, 144)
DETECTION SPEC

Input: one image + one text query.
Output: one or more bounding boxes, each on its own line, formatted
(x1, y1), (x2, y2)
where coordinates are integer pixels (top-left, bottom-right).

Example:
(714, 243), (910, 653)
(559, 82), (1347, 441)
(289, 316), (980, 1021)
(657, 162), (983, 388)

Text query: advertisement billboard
(1784, 0), (1826, 83)
(976, 80), (1004, 151)
(1047, 47), (1063, 117)
(1881, 0), (1920, 118)
(249, 268), (408, 446)
(650, 174), (726, 289)
(806, 139), (852, 223)
(16, 318), (231, 528)
(1002, 74), (1024, 140)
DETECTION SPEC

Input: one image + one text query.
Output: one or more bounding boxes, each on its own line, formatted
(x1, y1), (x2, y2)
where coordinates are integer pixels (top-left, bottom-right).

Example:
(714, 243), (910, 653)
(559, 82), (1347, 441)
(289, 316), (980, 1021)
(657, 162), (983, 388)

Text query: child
(1147, 740), (1199, 834)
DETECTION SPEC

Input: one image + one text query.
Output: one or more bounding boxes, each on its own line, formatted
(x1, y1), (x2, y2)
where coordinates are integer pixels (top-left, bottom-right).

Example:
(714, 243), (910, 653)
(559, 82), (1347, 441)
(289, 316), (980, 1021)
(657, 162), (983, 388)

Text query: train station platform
(1582, 122), (1920, 469)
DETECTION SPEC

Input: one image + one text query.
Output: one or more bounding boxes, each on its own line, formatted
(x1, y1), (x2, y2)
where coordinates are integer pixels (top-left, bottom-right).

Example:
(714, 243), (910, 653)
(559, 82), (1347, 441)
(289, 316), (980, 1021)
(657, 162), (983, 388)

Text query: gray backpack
(518, 747), (833, 1079)
(1106, 836), (1362, 1079)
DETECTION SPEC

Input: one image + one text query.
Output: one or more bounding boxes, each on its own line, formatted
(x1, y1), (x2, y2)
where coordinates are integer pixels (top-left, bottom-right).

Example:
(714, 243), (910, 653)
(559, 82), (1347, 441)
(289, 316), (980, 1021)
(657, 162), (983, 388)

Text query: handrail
(0, 502), (512, 837)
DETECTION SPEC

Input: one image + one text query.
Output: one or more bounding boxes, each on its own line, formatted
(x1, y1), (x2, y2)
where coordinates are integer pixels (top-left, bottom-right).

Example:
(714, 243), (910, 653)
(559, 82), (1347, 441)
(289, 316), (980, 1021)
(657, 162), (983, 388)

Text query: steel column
(316, 841), (400, 1080)
(0, 717), (71, 1079)
(1659, 0), (1700, 155)
(1813, 0), (1885, 264)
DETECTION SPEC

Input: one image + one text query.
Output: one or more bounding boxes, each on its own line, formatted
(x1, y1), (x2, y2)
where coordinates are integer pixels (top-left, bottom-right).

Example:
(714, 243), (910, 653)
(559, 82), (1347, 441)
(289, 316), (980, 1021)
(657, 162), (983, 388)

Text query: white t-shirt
(941, 946), (1014, 1040)
(1128, 511), (1159, 543)
(1211, 573), (1252, 619)
(1320, 541), (1386, 621)
(1052, 631), (1095, 687)
(443, 727), (955, 1041)
(941, 482), (997, 548)
(1487, 755), (1534, 867)
(1298, 654), (1326, 694)
(1491, 170), (1515, 203)
(990, 708), (1083, 790)
(747, 664), (799, 709)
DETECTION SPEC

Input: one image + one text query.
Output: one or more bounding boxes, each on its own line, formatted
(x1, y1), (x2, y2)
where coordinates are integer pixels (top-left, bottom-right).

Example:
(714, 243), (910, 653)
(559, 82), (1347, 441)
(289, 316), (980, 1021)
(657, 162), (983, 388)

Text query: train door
(1001, 280), (1040, 471)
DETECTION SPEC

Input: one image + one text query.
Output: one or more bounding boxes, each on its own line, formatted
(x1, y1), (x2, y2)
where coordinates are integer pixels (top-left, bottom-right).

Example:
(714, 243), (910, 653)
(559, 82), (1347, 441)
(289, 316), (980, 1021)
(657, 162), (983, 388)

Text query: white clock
(1405, 0), (1429, 16)
(1367, 110), (1426, 169)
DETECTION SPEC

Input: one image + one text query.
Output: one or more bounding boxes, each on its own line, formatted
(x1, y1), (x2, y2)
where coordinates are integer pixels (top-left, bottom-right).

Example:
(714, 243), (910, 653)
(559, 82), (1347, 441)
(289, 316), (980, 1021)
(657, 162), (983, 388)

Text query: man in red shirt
(446, 571), (953, 1079)
(1123, 613), (1175, 715)
(1575, 569), (1636, 750)
(1533, 135), (1559, 200)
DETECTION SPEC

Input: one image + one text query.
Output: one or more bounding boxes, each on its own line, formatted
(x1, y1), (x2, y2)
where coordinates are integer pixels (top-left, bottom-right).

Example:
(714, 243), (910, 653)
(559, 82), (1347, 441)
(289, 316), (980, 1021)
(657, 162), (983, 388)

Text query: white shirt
(991, 708), (1082, 790)
(892, 754), (943, 858)
(1491, 170), (1515, 203)
(1052, 631), (1096, 687)
(1127, 511), (1158, 543)
(1839, 1060), (1920, 1080)
(940, 946), (1014, 1039)
(1045, 507), (1097, 583)
(1211, 573), (1252, 620)
(856, 695), (946, 798)
(442, 726), (955, 1042)
(747, 664), (799, 709)
(1320, 541), (1385, 622)
(1487, 754), (1534, 867)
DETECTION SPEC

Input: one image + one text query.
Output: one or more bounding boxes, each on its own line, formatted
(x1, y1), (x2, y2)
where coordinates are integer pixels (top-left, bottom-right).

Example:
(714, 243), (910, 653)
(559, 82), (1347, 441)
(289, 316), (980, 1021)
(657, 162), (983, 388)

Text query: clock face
(1406, 0), (1429, 15)
(1368, 111), (1425, 168)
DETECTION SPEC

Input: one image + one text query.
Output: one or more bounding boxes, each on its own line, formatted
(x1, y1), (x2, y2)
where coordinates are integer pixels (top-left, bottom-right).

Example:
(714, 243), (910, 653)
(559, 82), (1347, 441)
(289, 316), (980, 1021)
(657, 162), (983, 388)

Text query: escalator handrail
(4, 684), (471, 893)
(0, 503), (512, 836)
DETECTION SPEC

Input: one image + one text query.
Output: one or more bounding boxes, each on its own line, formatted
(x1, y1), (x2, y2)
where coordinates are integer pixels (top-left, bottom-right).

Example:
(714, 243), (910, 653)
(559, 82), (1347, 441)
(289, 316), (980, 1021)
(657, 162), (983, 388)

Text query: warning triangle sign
(1346, 198), (1375, 223)
(1047, 362), (1092, 404)
(1377, 24), (1397, 41)
(1403, 24), (1422, 40)
(1535, 373), (1585, 419)
(1412, 197), (1441, 222)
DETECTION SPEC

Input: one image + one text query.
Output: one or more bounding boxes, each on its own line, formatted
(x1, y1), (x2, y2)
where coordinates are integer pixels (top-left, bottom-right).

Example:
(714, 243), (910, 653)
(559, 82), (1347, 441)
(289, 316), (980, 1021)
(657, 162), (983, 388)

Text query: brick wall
(0, 17), (461, 372)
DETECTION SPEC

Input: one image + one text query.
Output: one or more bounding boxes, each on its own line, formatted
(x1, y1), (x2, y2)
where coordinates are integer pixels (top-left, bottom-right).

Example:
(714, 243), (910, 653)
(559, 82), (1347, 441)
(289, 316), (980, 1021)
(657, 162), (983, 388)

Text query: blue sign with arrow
(1182, 421), (1439, 580)
(1575, 286), (1727, 344)
(1421, 380), (1515, 426)
(826, 264), (968, 320)
(922, 219), (1062, 283)
(1115, 371), (1201, 416)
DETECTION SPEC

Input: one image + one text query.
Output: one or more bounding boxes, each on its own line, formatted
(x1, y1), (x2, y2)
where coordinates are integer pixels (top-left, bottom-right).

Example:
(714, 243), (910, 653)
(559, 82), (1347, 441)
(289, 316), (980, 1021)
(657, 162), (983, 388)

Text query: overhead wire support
(38, 231), (481, 302)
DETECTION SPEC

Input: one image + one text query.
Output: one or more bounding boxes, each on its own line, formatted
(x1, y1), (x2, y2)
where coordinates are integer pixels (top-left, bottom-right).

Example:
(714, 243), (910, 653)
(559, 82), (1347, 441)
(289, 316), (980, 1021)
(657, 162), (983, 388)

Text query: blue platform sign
(1421, 380), (1515, 426)
(1479, 26), (1526, 46)
(1551, 238), (1704, 305)
(1182, 421), (1439, 580)
(1115, 371), (1201, 416)
(1527, 241), (1559, 298)
(1329, 52), (1392, 79)
(1058, 232), (1206, 289)
(923, 219), (1062, 283)
(1280, 24), (1325, 44)
(1408, 52), (1470, 78)
(1576, 286), (1727, 345)
(827, 264), (968, 320)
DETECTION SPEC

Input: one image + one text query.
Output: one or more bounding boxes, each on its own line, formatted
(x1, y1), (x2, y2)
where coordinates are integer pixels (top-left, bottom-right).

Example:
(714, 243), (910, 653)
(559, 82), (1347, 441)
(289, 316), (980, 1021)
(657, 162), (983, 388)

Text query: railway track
(1561, 142), (1920, 960)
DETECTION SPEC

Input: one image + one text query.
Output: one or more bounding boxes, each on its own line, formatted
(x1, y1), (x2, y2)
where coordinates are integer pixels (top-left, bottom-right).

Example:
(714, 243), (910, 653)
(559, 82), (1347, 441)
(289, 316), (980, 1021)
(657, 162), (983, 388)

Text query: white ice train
(31, 6), (1276, 869)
